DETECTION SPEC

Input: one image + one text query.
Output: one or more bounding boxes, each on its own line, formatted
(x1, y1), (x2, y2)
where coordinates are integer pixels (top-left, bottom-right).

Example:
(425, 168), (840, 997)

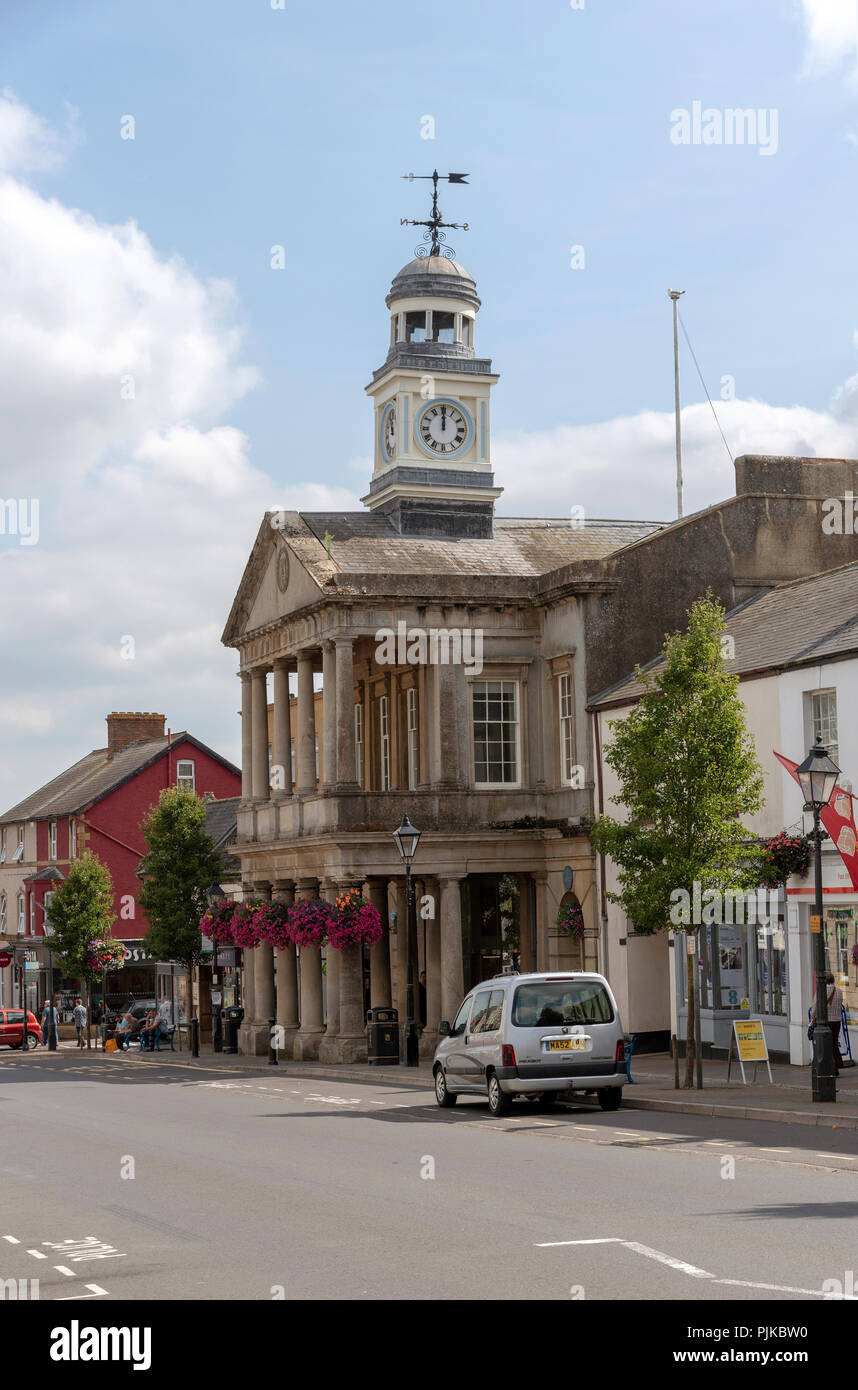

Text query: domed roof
(387, 256), (480, 309)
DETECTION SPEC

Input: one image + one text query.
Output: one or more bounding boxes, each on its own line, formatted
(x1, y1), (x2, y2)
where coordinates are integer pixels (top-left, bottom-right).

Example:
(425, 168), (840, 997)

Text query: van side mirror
(438, 1020), (450, 1036)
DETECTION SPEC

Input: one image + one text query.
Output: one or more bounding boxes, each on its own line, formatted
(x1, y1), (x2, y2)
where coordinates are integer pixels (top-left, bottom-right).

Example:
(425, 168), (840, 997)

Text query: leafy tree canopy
(45, 851), (117, 980)
(137, 787), (226, 968)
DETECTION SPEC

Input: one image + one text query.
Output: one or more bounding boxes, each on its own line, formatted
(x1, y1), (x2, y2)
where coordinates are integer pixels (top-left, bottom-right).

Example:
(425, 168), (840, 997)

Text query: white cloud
(0, 89), (80, 173)
(798, 0), (856, 72)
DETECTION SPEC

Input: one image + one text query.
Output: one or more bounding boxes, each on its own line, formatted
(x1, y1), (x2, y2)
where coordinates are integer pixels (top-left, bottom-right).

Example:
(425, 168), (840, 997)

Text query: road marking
(537, 1238), (624, 1247)
(57, 1284), (109, 1301)
(3, 1236), (20, 1244)
(759, 1147), (791, 1153)
(26, 1249), (46, 1259)
(718, 1277), (857, 1298)
(703, 1140), (734, 1146)
(623, 1242), (714, 1278)
(54, 1266), (76, 1277)
(817, 1152), (856, 1160)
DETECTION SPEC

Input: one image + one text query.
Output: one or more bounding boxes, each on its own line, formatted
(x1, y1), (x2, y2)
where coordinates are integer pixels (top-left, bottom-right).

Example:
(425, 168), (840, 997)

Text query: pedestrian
(73, 998), (87, 1049)
(42, 998), (59, 1051)
(811, 972), (844, 1074)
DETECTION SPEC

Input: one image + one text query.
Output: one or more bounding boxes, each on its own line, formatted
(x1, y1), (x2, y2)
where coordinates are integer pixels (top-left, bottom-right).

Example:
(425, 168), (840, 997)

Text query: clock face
(381, 402), (396, 461)
(417, 400), (471, 456)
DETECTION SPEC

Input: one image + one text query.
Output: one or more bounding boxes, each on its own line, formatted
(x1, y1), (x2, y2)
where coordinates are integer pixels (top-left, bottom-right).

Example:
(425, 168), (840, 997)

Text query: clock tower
(362, 252), (502, 539)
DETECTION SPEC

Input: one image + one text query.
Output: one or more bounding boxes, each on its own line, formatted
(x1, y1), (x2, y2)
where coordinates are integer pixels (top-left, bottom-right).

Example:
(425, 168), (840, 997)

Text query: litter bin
(366, 1007), (399, 1066)
(222, 1006), (244, 1054)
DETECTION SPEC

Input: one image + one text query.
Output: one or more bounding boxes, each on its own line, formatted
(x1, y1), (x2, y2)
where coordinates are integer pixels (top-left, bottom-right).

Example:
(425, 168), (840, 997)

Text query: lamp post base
(812, 1027), (837, 1103)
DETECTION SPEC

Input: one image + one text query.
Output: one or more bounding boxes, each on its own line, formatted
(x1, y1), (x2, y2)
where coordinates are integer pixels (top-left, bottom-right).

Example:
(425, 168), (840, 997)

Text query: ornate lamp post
(206, 883), (225, 1053)
(796, 738), (840, 1103)
(392, 813), (422, 1067)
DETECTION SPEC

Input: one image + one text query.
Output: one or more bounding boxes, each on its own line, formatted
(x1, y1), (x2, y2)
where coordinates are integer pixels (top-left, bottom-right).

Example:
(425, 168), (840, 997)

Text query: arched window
(557, 890), (585, 969)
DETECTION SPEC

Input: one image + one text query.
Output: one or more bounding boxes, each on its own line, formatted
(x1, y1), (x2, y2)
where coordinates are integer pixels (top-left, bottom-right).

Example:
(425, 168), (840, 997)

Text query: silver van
(432, 970), (627, 1117)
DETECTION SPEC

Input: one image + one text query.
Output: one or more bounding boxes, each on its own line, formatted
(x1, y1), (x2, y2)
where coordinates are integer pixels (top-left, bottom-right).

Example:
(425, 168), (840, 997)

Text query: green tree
(46, 851), (117, 1049)
(137, 788), (226, 1033)
(591, 594), (765, 1088)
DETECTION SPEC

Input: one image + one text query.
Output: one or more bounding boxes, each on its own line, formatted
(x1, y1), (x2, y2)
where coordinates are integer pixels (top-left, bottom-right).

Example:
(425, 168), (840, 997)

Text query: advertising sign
(727, 1018), (773, 1084)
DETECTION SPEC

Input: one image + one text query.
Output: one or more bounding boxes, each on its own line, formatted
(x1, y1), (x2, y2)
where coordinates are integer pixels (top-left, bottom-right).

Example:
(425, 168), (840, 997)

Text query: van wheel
(434, 1067), (457, 1108)
(487, 1072), (512, 1117)
(597, 1088), (622, 1111)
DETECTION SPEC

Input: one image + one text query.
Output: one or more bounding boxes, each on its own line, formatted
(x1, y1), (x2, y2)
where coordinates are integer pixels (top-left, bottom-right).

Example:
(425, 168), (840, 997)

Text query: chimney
(106, 712), (166, 759)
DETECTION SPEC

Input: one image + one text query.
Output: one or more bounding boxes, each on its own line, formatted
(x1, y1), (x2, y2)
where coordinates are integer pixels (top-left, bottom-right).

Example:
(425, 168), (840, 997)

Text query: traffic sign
(0, 952), (10, 968)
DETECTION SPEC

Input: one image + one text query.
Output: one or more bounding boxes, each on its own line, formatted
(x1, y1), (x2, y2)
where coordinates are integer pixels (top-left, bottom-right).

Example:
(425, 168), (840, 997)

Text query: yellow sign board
(810, 915), (822, 934)
(734, 1020), (768, 1061)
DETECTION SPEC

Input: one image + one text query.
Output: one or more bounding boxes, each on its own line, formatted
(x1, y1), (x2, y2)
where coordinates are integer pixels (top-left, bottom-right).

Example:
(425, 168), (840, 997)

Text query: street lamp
(206, 883), (225, 1054)
(392, 812), (422, 1067)
(796, 737), (840, 1103)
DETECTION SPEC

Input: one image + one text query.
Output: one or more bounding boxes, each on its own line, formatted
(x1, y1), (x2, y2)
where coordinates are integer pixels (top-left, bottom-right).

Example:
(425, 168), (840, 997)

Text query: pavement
(2, 1045), (858, 1303)
(45, 1037), (858, 1128)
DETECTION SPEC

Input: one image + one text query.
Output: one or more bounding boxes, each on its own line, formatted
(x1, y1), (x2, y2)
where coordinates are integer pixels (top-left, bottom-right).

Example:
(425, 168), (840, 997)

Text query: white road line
(817, 1153), (856, 1160)
(85, 1284), (108, 1295)
(717, 1277), (855, 1298)
(622, 1242), (714, 1279)
(703, 1140), (734, 1146)
(54, 1266), (76, 1277)
(57, 1285), (110, 1301)
(3, 1236), (20, 1244)
(26, 1249), (46, 1259)
(759, 1147), (791, 1153)
(537, 1238), (624, 1247)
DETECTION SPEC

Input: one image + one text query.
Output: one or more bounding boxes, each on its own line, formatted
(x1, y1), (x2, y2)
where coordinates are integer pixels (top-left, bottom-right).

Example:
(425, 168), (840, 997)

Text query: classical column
(368, 879), (392, 1007)
(238, 882), (257, 1055)
(517, 873), (533, 973)
(322, 641), (337, 789)
(292, 878), (324, 1060)
(423, 875), (442, 1048)
(272, 660), (293, 798)
(337, 879), (368, 1063)
(240, 673), (253, 800)
(534, 873), (550, 970)
(318, 880), (342, 1064)
(335, 637), (358, 786)
(439, 876), (465, 1023)
(273, 881), (298, 1057)
(295, 651), (317, 793)
(251, 667), (270, 800)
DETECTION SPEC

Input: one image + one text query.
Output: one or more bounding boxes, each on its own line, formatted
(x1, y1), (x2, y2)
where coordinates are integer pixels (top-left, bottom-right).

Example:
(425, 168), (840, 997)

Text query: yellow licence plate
(545, 1038), (587, 1052)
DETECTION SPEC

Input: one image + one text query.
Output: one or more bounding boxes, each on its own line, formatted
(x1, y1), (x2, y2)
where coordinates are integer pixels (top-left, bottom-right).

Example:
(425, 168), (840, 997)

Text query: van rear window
(511, 982), (614, 1027)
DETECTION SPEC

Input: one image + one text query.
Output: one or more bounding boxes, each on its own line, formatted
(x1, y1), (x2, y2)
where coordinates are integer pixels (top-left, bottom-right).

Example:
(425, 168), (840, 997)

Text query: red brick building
(0, 713), (240, 1015)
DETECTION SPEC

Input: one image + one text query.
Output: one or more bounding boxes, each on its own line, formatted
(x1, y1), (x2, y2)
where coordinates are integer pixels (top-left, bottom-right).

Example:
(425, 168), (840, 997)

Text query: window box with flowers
(758, 831), (812, 888)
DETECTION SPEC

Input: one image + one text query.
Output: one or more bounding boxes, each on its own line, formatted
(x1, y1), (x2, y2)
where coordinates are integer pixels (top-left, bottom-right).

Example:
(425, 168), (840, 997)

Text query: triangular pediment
(221, 513), (333, 646)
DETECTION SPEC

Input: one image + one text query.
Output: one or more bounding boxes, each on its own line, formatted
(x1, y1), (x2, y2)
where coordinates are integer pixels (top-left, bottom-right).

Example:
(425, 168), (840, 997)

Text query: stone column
(296, 651), (317, 793)
(322, 641), (337, 789)
(272, 661), (292, 798)
(251, 667), (270, 800)
(389, 878), (407, 1037)
(250, 882), (275, 1055)
(238, 882), (256, 1055)
(318, 881), (342, 1064)
(440, 876), (465, 1023)
(534, 873), (550, 970)
(337, 882), (368, 1063)
(240, 673), (253, 800)
(293, 878), (324, 1060)
(423, 875), (442, 1050)
(517, 873), (533, 973)
(273, 881), (298, 1057)
(368, 879), (392, 1006)
(335, 637), (358, 786)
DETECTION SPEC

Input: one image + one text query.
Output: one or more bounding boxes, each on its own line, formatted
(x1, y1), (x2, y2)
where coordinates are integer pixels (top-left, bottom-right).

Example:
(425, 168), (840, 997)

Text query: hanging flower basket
(556, 901), (585, 939)
(258, 900), (292, 951)
(327, 887), (383, 950)
(201, 899), (238, 946)
(229, 902), (265, 949)
(83, 936), (127, 974)
(289, 898), (333, 947)
(758, 831), (812, 888)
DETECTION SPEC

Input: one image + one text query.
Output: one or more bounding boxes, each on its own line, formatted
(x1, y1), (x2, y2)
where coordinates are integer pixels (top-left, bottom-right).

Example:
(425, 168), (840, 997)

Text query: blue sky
(0, 0), (856, 802)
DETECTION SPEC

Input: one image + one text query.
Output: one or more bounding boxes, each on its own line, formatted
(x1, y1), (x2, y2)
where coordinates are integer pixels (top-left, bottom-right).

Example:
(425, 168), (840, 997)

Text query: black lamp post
(206, 883), (225, 1053)
(392, 812), (422, 1067)
(796, 737), (840, 1103)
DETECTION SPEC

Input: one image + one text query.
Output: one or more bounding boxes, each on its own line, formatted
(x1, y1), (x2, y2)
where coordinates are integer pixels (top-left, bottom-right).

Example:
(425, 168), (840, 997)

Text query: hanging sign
(810, 915), (822, 934)
(727, 1018), (773, 1084)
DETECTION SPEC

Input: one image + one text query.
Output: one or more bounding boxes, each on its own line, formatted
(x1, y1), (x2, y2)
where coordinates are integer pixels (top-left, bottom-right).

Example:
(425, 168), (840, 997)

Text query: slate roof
(0, 735), (240, 824)
(589, 561), (858, 710)
(204, 796), (240, 877)
(295, 514), (664, 581)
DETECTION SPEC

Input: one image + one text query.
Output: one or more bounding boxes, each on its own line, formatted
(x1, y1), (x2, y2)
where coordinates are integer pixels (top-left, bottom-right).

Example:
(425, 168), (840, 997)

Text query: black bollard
(191, 1016), (199, 1058)
(268, 1016), (278, 1066)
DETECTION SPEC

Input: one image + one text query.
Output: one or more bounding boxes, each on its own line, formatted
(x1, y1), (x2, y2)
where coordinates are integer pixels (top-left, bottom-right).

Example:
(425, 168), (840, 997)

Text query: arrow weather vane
(400, 170), (469, 259)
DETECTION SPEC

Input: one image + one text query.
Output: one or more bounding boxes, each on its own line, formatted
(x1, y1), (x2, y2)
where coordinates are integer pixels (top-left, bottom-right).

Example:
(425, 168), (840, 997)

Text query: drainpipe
(592, 710), (609, 978)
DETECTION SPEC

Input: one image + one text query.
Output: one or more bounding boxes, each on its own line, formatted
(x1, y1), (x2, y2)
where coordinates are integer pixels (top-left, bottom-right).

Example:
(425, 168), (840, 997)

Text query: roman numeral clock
(362, 171), (502, 536)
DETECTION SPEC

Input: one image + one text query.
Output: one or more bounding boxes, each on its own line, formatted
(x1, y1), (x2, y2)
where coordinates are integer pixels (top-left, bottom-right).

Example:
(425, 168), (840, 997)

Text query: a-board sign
(727, 1018), (773, 1084)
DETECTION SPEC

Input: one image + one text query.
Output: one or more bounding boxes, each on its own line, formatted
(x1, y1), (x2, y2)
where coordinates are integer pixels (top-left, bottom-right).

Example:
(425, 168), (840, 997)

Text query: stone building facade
(222, 252), (660, 1060)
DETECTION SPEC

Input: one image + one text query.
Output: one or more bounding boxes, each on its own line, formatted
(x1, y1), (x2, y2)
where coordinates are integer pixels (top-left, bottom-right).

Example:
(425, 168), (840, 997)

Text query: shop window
(754, 914), (787, 1017)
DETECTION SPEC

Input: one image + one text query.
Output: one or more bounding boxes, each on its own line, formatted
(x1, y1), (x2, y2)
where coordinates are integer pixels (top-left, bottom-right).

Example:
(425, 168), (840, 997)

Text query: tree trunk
(86, 979), (91, 1050)
(683, 943), (696, 1088)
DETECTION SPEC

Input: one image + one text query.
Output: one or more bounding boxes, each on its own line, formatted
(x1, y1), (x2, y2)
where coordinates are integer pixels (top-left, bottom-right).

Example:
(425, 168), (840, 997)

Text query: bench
(128, 1025), (176, 1053)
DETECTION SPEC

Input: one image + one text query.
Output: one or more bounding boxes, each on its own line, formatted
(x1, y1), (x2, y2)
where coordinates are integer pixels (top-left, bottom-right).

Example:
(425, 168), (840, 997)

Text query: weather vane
(400, 170), (469, 259)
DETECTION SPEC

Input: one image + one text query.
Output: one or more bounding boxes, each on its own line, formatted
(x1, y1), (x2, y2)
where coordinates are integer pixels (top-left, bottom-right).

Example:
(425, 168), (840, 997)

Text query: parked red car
(0, 1010), (43, 1049)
